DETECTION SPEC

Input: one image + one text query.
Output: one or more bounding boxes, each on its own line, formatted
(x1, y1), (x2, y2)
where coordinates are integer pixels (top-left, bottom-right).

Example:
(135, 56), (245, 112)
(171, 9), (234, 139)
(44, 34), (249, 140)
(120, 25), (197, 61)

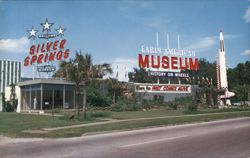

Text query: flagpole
(156, 32), (159, 84)
(167, 33), (169, 49)
(177, 35), (180, 50)
(32, 40), (35, 80)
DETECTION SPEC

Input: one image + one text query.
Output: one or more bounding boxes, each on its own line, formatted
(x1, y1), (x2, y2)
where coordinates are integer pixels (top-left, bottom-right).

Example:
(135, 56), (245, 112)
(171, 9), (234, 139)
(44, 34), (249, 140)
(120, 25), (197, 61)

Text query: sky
(0, 0), (249, 81)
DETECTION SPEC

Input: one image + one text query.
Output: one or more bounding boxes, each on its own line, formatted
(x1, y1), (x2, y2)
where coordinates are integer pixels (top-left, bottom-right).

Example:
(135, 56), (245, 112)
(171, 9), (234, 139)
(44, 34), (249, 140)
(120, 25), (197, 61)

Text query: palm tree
(80, 53), (92, 118)
(66, 57), (84, 117)
(107, 78), (127, 105)
(54, 51), (89, 117)
(92, 63), (113, 78)
(53, 60), (70, 79)
(55, 51), (112, 118)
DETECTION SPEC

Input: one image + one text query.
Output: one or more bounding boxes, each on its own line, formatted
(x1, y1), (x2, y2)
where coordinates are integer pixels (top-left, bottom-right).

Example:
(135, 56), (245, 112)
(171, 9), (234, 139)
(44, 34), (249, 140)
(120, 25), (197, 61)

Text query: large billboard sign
(134, 83), (191, 93)
(24, 39), (70, 66)
(138, 46), (199, 72)
(24, 19), (70, 73)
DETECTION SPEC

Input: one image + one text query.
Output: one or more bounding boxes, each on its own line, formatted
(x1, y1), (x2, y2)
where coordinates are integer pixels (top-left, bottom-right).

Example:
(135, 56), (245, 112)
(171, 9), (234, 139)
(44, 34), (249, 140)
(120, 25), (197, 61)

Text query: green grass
(183, 107), (250, 114)
(38, 111), (250, 138)
(0, 109), (250, 138)
(110, 109), (184, 119)
(0, 113), (98, 138)
(109, 107), (250, 119)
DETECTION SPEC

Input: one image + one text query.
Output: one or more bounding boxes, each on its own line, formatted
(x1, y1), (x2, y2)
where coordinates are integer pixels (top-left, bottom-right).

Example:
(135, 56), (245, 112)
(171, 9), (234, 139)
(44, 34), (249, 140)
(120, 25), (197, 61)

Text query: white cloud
(243, 6), (250, 23)
(0, 37), (30, 53)
(103, 58), (137, 82)
(185, 37), (216, 50)
(240, 49), (250, 56)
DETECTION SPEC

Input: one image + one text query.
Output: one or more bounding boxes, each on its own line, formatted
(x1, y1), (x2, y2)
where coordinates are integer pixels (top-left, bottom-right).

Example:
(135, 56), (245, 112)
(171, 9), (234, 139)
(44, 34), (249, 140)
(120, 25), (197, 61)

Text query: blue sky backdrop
(0, 0), (249, 81)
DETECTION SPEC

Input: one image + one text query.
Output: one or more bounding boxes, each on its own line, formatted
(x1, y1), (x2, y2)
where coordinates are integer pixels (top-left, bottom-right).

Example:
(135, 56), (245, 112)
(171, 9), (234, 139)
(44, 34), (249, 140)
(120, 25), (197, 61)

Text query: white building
(0, 60), (21, 111)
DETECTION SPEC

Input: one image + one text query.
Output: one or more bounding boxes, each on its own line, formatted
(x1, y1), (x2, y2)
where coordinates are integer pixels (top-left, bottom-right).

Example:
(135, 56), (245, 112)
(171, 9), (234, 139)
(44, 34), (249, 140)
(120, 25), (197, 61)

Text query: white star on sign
(56, 26), (66, 38)
(41, 18), (54, 32)
(27, 26), (38, 40)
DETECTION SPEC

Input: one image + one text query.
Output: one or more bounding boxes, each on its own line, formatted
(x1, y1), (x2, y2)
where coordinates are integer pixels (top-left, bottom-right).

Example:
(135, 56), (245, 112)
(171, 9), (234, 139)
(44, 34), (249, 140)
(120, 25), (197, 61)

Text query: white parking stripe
(120, 135), (188, 148)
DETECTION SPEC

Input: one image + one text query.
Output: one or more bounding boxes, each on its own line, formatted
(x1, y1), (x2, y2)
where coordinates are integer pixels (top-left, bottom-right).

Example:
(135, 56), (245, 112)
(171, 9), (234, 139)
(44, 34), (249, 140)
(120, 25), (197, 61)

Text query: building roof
(0, 59), (21, 63)
(17, 78), (76, 86)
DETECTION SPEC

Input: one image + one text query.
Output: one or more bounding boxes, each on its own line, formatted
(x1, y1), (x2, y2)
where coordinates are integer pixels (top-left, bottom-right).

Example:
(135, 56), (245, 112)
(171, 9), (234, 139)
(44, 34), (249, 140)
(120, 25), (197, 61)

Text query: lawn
(109, 109), (184, 119)
(108, 107), (250, 119)
(0, 113), (98, 137)
(0, 108), (250, 138)
(34, 111), (250, 138)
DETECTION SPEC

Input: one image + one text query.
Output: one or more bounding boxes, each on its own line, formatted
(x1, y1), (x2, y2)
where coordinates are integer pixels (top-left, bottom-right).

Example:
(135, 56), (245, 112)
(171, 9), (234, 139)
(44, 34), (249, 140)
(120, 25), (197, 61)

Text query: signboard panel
(148, 71), (189, 78)
(138, 54), (199, 72)
(141, 46), (196, 57)
(138, 45), (199, 72)
(24, 19), (70, 73)
(37, 65), (56, 72)
(134, 83), (191, 93)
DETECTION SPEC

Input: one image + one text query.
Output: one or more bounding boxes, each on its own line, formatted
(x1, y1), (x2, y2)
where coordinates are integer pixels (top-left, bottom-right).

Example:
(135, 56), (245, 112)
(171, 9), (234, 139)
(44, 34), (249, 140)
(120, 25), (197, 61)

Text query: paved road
(0, 117), (250, 158)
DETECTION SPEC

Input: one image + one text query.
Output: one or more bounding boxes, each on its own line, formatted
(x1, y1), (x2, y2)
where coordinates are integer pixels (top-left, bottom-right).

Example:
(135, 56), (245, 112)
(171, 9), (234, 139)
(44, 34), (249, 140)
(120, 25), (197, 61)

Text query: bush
(141, 99), (155, 109)
(3, 100), (17, 112)
(111, 100), (141, 112)
(153, 95), (164, 104)
(188, 103), (198, 111)
(165, 96), (193, 110)
(111, 104), (123, 112)
(87, 91), (112, 107)
(126, 104), (141, 111)
(88, 111), (111, 118)
(174, 96), (193, 106)
(168, 102), (178, 110)
(187, 99), (198, 111)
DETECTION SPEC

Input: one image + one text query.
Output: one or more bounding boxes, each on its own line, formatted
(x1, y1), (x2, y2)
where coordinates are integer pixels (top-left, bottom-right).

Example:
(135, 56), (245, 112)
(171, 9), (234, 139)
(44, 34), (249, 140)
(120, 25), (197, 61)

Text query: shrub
(3, 100), (17, 112)
(168, 102), (178, 110)
(153, 95), (164, 104)
(125, 104), (140, 111)
(87, 91), (112, 107)
(165, 96), (193, 110)
(188, 104), (198, 111)
(141, 99), (154, 109)
(174, 96), (193, 106)
(110, 104), (123, 112)
(88, 111), (111, 118)
(187, 100), (198, 111)
(111, 100), (142, 112)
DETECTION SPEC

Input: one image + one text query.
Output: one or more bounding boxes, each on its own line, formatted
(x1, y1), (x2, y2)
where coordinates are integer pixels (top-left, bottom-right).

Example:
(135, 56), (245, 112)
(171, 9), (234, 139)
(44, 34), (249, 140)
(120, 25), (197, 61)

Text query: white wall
(16, 86), (21, 113)
(5, 87), (11, 101)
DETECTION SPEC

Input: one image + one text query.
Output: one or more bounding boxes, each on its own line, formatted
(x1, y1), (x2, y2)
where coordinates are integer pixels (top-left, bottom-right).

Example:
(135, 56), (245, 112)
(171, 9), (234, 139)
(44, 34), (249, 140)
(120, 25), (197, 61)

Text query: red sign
(138, 54), (199, 71)
(24, 39), (70, 66)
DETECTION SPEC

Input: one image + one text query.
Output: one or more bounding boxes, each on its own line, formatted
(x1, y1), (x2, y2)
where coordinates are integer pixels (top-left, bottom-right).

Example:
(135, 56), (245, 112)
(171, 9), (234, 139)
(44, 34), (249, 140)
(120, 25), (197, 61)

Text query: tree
(54, 51), (112, 118)
(128, 68), (157, 83)
(9, 84), (17, 109)
(3, 84), (17, 112)
(92, 63), (113, 78)
(53, 60), (70, 78)
(228, 61), (250, 102)
(86, 80), (112, 107)
(80, 55), (112, 118)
